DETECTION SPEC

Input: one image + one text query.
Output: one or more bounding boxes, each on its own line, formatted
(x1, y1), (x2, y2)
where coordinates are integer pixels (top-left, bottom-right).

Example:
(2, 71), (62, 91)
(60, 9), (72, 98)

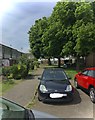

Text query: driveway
(32, 80), (94, 119)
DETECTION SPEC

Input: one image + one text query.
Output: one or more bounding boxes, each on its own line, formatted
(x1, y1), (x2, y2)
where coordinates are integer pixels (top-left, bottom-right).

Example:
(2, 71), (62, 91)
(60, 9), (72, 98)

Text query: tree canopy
(28, 1), (95, 67)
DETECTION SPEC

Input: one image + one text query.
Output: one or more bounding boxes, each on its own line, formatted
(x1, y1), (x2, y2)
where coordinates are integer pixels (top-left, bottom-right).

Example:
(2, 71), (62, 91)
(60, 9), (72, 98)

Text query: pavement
(3, 67), (43, 106)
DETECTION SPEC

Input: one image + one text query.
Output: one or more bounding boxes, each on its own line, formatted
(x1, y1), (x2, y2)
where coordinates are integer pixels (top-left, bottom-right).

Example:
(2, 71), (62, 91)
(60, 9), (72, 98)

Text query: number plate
(50, 93), (67, 98)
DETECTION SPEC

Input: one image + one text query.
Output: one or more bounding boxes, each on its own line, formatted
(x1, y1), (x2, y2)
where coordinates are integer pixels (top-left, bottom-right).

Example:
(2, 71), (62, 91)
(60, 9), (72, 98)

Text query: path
(3, 68), (43, 106)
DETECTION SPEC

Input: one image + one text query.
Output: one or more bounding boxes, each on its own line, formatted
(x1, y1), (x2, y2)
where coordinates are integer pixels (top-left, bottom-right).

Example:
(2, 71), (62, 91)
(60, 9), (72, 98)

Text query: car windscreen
(0, 98), (25, 119)
(42, 69), (68, 81)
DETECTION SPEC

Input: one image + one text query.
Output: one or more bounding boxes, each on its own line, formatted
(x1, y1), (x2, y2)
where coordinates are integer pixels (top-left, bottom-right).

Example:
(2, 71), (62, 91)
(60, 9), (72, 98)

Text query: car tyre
(74, 79), (79, 89)
(89, 88), (95, 103)
(38, 96), (41, 101)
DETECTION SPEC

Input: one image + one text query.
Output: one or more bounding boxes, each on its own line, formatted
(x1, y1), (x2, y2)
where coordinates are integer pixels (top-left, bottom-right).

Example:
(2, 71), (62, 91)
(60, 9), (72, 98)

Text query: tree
(73, 3), (94, 70)
(61, 2), (95, 70)
(62, 41), (74, 56)
(29, 2), (95, 69)
(42, 2), (76, 67)
(75, 2), (94, 24)
(51, 2), (76, 27)
(74, 23), (95, 56)
(28, 17), (48, 59)
(91, 1), (95, 23)
(42, 21), (65, 67)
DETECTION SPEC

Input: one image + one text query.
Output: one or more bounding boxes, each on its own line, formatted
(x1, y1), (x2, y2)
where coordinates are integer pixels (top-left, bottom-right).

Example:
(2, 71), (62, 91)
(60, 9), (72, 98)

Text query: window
(82, 70), (88, 75)
(42, 69), (67, 81)
(87, 70), (95, 78)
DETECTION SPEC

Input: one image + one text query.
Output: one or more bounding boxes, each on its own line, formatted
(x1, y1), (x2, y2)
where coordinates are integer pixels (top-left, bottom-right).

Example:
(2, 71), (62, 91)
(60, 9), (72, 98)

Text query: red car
(74, 67), (95, 103)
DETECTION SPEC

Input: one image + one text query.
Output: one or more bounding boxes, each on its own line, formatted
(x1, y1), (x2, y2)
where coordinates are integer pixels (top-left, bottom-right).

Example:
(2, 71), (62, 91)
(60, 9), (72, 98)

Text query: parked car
(74, 67), (95, 103)
(0, 97), (59, 119)
(38, 68), (74, 103)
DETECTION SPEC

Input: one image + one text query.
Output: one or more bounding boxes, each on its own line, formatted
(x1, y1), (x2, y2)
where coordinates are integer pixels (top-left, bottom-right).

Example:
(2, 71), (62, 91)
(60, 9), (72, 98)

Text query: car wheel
(74, 79), (79, 88)
(89, 88), (95, 103)
(38, 96), (41, 101)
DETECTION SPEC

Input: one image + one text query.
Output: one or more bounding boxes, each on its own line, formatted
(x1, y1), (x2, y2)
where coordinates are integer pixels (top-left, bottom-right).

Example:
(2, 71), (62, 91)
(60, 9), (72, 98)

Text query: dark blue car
(38, 68), (74, 103)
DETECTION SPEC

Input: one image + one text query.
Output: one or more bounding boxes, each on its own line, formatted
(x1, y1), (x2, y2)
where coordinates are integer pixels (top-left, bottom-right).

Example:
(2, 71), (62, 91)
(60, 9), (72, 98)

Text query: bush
(7, 74), (13, 79)
(10, 64), (28, 79)
(10, 65), (19, 79)
(33, 61), (39, 68)
(2, 67), (11, 76)
(30, 63), (34, 70)
(2, 64), (29, 80)
(18, 55), (35, 73)
(19, 65), (27, 78)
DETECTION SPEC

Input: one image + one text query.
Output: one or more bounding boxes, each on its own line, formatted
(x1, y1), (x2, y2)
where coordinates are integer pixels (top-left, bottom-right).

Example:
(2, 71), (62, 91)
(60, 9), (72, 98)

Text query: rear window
(42, 69), (67, 80)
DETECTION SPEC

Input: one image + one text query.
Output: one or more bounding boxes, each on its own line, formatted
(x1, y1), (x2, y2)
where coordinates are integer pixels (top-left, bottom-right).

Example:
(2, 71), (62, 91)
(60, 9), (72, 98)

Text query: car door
(78, 70), (89, 88)
(84, 70), (95, 89)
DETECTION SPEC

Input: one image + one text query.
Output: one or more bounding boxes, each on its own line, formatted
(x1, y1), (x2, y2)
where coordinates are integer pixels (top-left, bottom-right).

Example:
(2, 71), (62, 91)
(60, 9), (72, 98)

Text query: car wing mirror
(78, 72), (82, 75)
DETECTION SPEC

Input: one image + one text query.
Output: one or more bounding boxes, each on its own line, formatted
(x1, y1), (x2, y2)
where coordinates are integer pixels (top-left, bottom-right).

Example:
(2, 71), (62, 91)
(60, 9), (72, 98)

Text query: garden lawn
(64, 69), (78, 80)
(0, 79), (22, 96)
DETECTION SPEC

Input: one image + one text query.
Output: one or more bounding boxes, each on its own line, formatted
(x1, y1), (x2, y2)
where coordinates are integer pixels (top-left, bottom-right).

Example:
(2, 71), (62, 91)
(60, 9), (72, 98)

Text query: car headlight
(65, 85), (72, 92)
(39, 85), (48, 93)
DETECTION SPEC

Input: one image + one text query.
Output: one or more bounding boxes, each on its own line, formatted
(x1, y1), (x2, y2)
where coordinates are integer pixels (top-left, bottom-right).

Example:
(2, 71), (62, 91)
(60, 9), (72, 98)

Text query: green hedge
(11, 64), (27, 79)
(2, 67), (11, 76)
(33, 61), (39, 68)
(2, 64), (28, 80)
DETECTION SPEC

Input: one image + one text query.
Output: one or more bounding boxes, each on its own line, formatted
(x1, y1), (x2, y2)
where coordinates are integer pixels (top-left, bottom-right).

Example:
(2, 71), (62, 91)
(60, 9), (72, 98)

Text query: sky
(1, 0), (59, 53)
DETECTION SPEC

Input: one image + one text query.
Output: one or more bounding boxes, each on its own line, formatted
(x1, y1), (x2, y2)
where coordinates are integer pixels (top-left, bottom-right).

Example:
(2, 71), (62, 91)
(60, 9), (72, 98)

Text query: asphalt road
(32, 80), (95, 119)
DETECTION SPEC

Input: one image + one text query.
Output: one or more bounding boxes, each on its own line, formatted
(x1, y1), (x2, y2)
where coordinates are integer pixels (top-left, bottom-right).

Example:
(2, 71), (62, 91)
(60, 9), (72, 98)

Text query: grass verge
(26, 86), (38, 109)
(0, 79), (23, 96)
(64, 69), (78, 80)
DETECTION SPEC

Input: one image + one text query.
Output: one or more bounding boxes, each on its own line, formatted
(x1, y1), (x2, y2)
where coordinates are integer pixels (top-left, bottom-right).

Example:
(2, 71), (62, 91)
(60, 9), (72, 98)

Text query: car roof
(44, 68), (64, 71)
(86, 67), (95, 71)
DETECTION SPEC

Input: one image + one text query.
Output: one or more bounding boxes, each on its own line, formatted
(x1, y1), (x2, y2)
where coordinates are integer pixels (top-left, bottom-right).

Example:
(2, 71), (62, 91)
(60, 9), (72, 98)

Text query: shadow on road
(43, 89), (81, 106)
(24, 74), (41, 80)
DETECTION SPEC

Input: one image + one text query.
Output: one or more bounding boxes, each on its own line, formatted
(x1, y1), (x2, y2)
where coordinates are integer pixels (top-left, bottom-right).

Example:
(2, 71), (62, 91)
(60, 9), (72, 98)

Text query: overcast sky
(1, 1), (59, 53)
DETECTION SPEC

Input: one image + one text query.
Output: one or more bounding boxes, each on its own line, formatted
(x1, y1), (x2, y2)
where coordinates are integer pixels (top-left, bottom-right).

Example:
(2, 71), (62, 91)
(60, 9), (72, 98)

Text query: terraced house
(0, 44), (24, 66)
